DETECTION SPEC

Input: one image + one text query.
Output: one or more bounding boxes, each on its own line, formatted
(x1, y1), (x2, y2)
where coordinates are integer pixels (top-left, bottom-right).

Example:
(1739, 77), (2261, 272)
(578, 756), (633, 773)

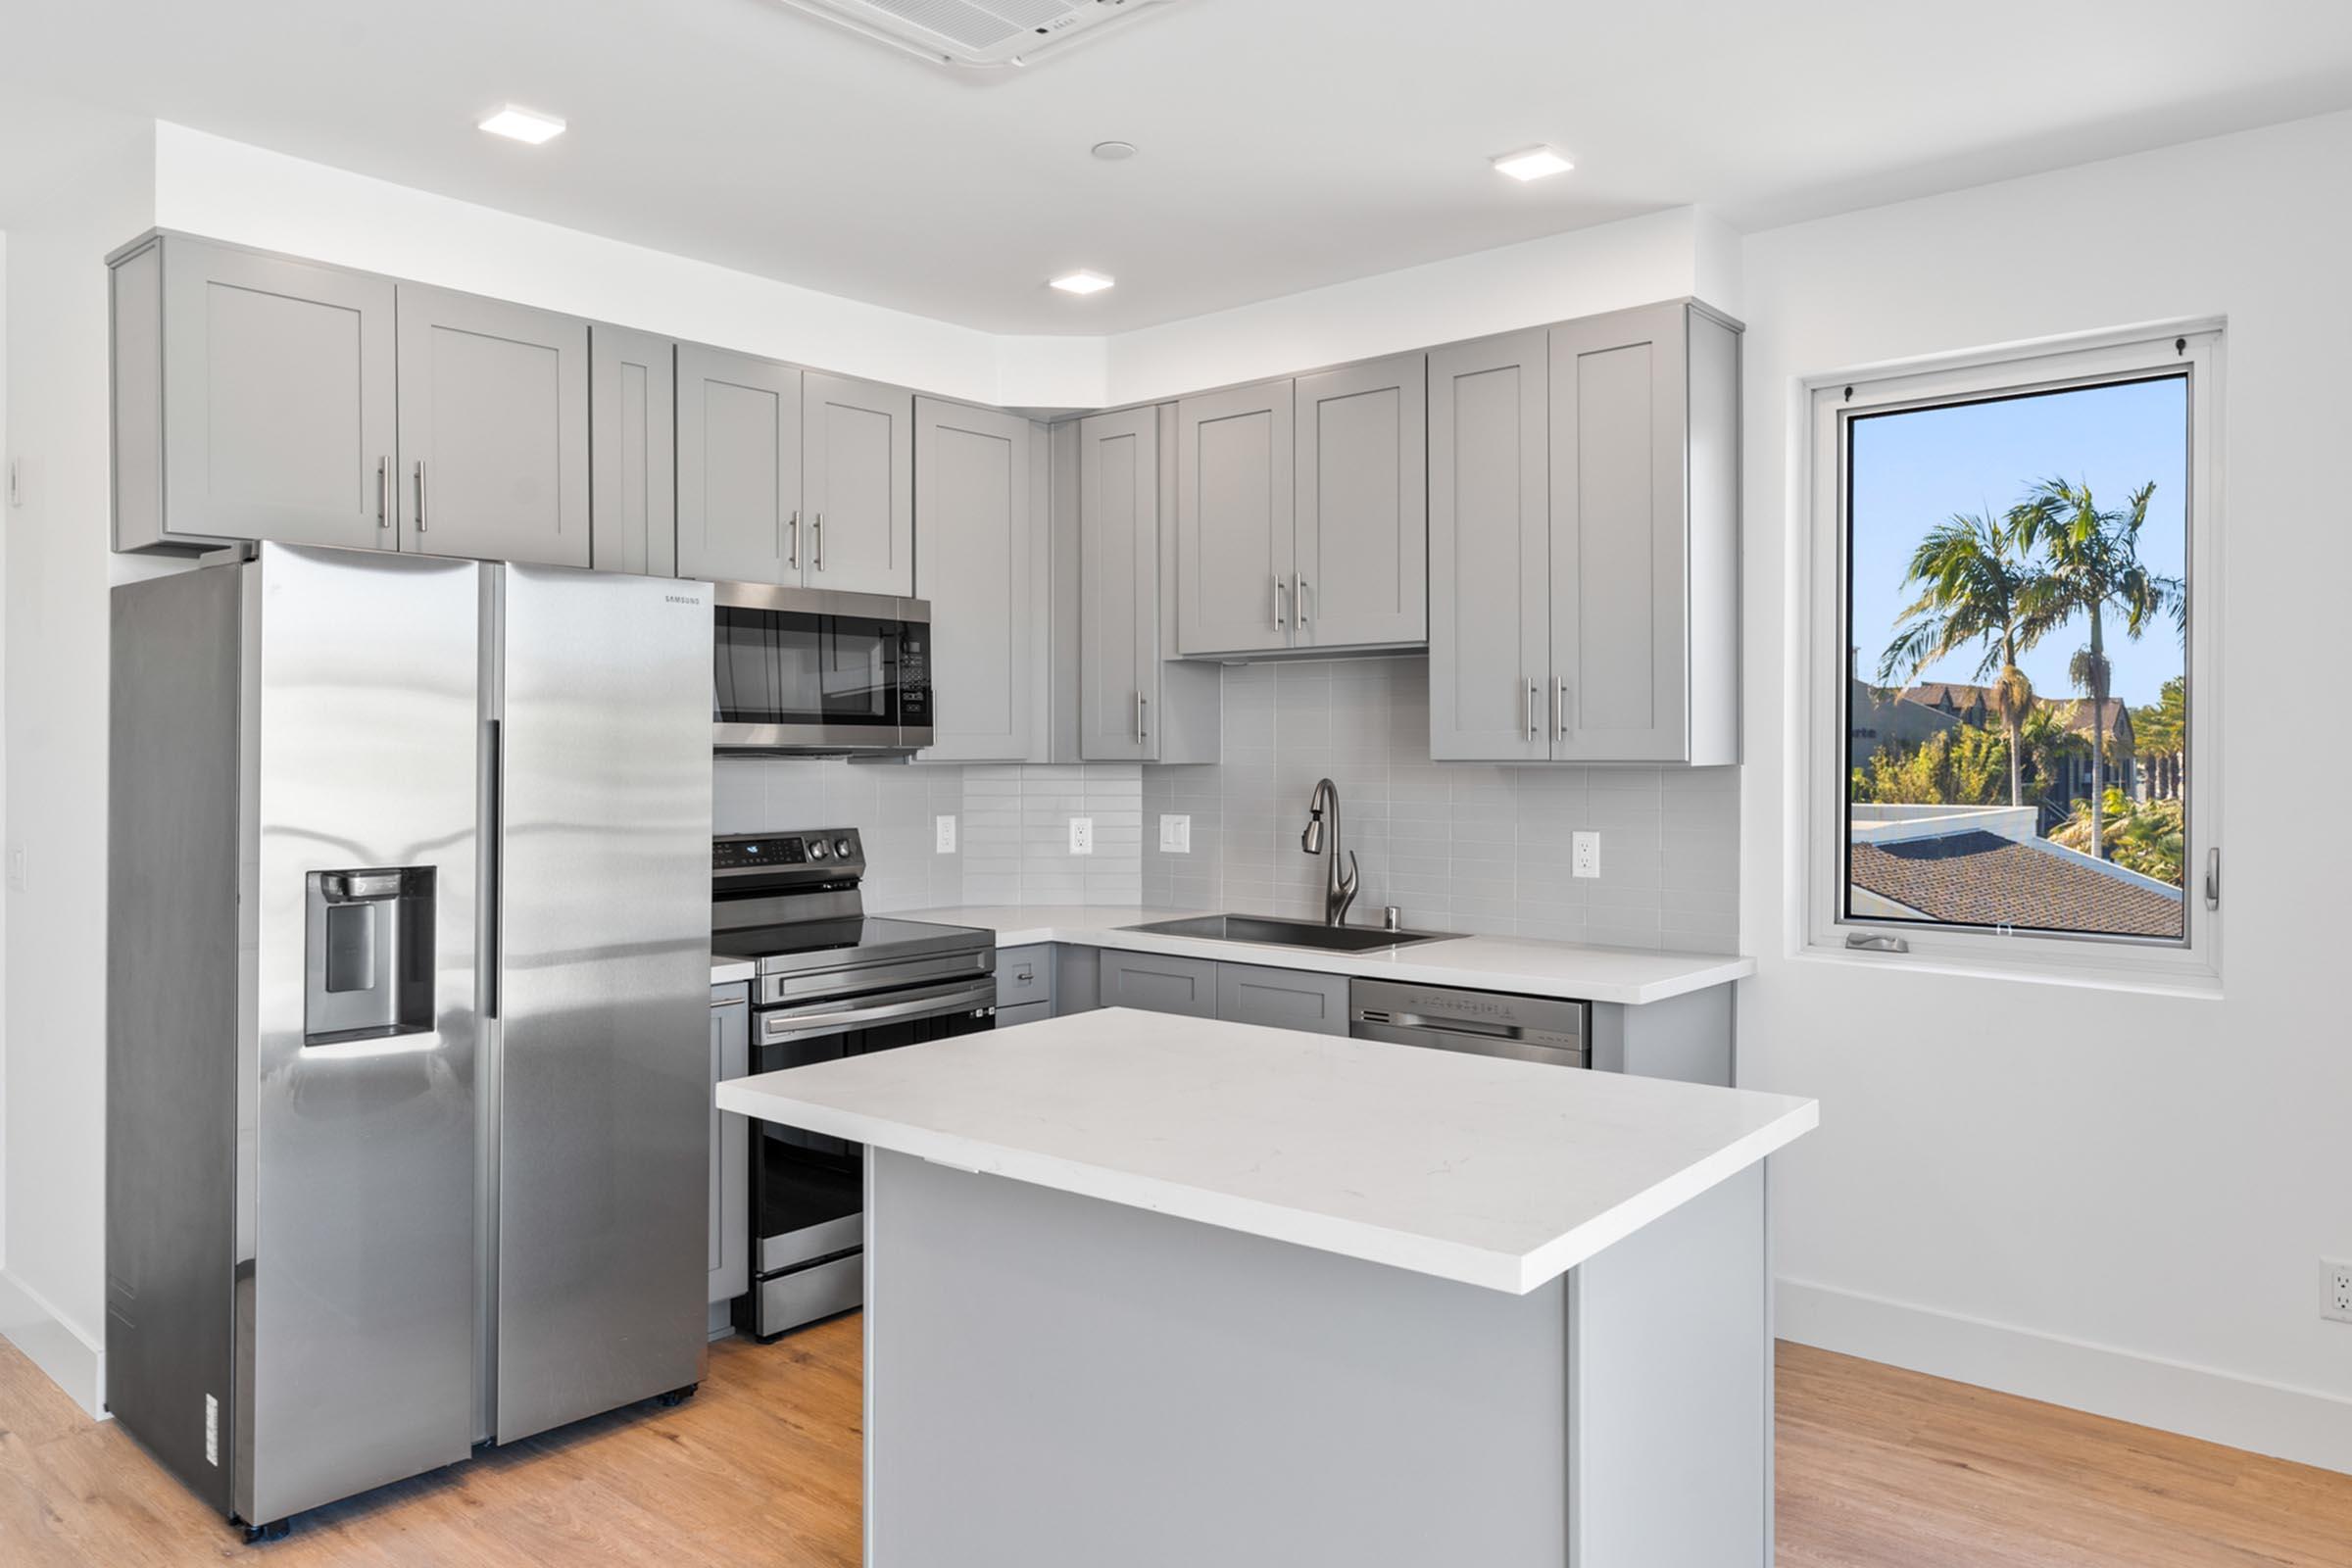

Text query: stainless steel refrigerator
(106, 544), (714, 1532)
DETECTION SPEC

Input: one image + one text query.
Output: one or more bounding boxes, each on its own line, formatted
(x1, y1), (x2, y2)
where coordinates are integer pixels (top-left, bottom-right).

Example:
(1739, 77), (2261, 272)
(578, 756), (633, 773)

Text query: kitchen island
(717, 1007), (1817, 1568)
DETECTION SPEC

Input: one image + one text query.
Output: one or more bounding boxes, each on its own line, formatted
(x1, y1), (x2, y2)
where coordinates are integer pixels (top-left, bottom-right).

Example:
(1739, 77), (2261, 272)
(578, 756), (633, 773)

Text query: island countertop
(716, 1007), (1817, 1294)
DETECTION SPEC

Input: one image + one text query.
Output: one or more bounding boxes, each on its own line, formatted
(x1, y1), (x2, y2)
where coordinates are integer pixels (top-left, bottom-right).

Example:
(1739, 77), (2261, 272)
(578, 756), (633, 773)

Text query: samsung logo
(665, 594), (705, 607)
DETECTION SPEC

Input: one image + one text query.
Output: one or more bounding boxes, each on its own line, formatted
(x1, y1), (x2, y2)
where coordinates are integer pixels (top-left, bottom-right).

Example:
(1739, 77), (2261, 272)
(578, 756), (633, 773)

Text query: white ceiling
(6, 0), (2352, 334)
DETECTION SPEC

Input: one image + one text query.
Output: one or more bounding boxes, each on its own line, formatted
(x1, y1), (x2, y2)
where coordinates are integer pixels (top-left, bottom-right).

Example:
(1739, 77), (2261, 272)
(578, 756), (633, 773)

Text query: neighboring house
(1847, 809), (2183, 940)
(1897, 682), (1993, 727)
(2051, 696), (2137, 805)
(1848, 679), (1960, 772)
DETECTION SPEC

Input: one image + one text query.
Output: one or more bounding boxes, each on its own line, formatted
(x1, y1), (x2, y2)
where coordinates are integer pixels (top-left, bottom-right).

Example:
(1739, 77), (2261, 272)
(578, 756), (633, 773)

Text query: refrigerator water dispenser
(304, 867), (436, 1044)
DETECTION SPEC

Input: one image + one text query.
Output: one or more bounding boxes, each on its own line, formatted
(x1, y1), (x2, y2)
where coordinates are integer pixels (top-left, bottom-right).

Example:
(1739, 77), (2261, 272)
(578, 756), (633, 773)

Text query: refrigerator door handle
(482, 717), (501, 1020)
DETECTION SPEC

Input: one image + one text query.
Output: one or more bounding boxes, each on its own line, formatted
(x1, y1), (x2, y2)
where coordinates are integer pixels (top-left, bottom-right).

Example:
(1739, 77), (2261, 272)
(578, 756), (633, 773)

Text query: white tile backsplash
(1143, 658), (1741, 953)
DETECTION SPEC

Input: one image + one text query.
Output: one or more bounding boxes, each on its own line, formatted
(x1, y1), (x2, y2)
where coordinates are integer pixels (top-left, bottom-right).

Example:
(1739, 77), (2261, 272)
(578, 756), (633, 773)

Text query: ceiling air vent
(769, 0), (1178, 69)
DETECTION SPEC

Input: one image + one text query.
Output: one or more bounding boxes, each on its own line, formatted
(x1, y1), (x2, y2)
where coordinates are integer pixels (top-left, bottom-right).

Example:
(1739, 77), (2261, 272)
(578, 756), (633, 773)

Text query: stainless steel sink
(1119, 913), (1458, 954)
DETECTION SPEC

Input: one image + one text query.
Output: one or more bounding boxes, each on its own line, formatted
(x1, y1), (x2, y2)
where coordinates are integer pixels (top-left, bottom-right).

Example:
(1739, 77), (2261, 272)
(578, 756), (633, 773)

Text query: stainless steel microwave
(712, 582), (933, 755)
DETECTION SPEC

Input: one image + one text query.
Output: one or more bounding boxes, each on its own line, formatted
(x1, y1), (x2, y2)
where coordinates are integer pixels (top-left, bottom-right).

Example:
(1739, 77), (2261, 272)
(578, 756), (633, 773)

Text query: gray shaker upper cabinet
(1174, 378), (1295, 657)
(113, 233), (399, 555)
(802, 372), (914, 597)
(1427, 329), (1551, 761)
(1294, 352), (1427, 651)
(394, 285), (590, 567)
(676, 345), (803, 587)
(1547, 303), (1740, 765)
(1077, 406), (1159, 762)
(915, 399), (1032, 762)
(589, 327), (677, 577)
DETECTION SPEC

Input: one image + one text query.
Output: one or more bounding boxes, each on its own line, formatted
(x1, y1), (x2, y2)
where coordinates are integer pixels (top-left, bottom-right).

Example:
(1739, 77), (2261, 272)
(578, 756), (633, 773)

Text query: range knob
(808, 839), (830, 861)
(834, 836), (856, 859)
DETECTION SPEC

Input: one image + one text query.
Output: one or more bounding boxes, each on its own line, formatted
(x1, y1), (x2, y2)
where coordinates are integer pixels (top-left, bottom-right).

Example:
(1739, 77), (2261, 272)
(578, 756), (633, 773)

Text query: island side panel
(1567, 1162), (1770, 1567)
(865, 1149), (1569, 1568)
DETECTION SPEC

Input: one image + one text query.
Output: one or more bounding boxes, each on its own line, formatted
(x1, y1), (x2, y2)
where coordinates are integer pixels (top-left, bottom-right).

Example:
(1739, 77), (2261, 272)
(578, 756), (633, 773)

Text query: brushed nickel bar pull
(814, 513), (824, 571)
(1295, 571), (1308, 627)
(1272, 574), (1286, 629)
(414, 460), (426, 532)
(1526, 677), (1538, 742)
(1553, 675), (1567, 739)
(786, 510), (799, 569)
(376, 458), (390, 529)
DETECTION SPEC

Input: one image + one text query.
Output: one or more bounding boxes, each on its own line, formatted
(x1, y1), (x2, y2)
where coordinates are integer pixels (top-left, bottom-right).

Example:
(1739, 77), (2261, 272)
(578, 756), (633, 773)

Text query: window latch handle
(1845, 932), (1909, 955)
(2204, 848), (2221, 911)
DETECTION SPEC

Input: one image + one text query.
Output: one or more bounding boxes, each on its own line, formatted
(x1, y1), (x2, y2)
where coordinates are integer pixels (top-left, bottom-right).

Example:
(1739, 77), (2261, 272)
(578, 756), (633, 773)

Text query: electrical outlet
(1158, 813), (1191, 854)
(1572, 830), (1601, 880)
(2326, 1258), (2352, 1324)
(935, 814), (956, 854)
(1068, 816), (1094, 856)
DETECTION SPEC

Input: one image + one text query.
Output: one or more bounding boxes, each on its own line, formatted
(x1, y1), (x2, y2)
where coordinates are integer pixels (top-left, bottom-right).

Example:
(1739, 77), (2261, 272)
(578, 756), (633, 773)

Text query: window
(1806, 327), (2222, 986)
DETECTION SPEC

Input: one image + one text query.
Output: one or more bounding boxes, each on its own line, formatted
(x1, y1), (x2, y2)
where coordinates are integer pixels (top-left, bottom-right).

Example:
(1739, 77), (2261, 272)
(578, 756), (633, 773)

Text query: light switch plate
(1069, 816), (1094, 856)
(1572, 830), (1600, 879)
(1158, 813), (1192, 854)
(935, 814), (956, 854)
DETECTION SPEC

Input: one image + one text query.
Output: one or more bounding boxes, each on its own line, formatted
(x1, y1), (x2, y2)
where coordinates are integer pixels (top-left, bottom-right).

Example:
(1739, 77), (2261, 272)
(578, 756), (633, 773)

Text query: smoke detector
(770, 0), (1180, 69)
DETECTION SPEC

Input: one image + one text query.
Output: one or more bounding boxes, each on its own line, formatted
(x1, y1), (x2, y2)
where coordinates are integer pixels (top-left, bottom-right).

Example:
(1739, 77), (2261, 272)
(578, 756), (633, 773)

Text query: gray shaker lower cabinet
(710, 986), (751, 1328)
(1215, 963), (1348, 1036)
(589, 326), (677, 576)
(1098, 952), (1217, 1018)
(1052, 946), (1102, 1015)
(996, 944), (1054, 1013)
(394, 284), (591, 567)
(113, 232), (399, 555)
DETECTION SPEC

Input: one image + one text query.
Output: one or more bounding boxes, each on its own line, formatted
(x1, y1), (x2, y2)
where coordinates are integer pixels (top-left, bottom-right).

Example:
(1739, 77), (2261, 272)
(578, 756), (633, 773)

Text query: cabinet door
(1175, 379), (1294, 656)
(158, 238), (398, 551)
(916, 399), (1032, 760)
(995, 944), (1055, 1012)
(395, 286), (589, 566)
(710, 992), (750, 1306)
(803, 371), (913, 596)
(1215, 963), (1348, 1037)
(1428, 330), (1550, 761)
(1099, 952), (1216, 1018)
(1078, 407), (1159, 761)
(590, 326), (676, 576)
(1548, 305), (1690, 761)
(676, 346), (802, 585)
(1296, 353), (1427, 650)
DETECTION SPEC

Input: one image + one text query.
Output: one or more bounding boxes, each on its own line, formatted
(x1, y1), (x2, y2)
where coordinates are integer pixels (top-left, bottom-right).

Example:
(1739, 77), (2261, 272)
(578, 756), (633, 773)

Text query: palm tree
(2018, 478), (2184, 858)
(1877, 506), (2044, 808)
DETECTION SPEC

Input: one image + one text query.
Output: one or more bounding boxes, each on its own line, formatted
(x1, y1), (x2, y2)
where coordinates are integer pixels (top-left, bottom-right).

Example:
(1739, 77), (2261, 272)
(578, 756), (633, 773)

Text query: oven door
(712, 581), (933, 753)
(750, 977), (995, 1275)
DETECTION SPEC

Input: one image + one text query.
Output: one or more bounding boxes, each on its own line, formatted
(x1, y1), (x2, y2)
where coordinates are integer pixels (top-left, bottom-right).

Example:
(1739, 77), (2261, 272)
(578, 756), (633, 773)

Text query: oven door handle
(758, 978), (997, 1045)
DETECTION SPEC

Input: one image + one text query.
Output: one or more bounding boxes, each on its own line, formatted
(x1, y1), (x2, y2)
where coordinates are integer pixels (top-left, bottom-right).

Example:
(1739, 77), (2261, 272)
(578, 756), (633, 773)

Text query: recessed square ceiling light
(1051, 270), (1116, 295)
(1491, 145), (1573, 182)
(478, 106), (567, 145)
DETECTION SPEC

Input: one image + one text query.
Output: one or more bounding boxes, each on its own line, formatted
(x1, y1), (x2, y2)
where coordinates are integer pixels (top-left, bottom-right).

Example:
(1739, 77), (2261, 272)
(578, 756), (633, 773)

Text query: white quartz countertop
(711, 956), (756, 986)
(716, 1007), (1816, 1294)
(901, 906), (1754, 1005)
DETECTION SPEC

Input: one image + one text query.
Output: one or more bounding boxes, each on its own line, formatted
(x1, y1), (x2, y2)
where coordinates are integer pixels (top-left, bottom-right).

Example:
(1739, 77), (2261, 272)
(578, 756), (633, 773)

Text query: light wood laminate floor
(4, 1325), (2347, 1565)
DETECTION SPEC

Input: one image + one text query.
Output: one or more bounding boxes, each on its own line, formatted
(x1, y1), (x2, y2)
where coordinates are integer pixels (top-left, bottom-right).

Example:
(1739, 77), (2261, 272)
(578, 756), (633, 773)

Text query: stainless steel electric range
(712, 830), (995, 1339)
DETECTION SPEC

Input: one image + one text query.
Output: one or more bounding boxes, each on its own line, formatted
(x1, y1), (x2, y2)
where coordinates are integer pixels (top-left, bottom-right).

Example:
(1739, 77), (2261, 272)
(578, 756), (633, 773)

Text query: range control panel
(713, 830), (863, 873)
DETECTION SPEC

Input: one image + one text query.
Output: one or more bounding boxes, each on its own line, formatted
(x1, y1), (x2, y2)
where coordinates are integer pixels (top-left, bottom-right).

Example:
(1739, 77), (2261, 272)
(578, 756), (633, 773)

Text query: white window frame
(1802, 323), (2224, 993)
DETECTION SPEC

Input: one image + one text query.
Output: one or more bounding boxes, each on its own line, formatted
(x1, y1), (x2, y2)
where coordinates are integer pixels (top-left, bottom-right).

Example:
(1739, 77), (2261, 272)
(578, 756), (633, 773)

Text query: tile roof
(1850, 829), (2181, 938)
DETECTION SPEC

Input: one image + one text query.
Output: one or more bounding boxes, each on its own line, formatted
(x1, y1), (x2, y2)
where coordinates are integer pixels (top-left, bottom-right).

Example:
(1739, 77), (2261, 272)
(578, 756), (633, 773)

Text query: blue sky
(1849, 376), (2188, 711)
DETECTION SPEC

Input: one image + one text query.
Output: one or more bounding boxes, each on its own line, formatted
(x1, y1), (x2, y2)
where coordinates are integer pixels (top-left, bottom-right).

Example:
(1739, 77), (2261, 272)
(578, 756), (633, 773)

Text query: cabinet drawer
(1099, 951), (1216, 1018)
(996, 944), (1054, 1008)
(996, 1001), (1053, 1030)
(1215, 963), (1349, 1036)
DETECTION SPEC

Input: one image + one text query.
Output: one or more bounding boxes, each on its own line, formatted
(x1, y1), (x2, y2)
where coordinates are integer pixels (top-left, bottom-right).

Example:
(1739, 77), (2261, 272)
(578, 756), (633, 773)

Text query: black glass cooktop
(712, 915), (992, 975)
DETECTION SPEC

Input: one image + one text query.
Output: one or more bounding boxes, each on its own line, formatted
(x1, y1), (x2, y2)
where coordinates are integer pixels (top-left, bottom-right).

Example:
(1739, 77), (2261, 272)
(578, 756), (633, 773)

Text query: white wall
(1102, 206), (1722, 407)
(1738, 110), (2352, 1469)
(2, 122), (161, 1413)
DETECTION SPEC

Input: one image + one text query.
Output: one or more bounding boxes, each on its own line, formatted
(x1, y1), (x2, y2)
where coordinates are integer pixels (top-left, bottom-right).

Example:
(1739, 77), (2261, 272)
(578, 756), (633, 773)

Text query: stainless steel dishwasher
(1348, 978), (1590, 1068)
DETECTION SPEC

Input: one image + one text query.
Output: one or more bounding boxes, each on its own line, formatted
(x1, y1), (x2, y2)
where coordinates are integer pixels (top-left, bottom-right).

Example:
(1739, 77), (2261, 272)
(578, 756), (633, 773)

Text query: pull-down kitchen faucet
(1299, 777), (1360, 927)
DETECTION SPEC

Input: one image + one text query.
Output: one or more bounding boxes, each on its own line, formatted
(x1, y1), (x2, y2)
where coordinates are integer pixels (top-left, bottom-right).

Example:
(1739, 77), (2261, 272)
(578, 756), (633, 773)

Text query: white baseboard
(1778, 1276), (2352, 1476)
(0, 1270), (107, 1418)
